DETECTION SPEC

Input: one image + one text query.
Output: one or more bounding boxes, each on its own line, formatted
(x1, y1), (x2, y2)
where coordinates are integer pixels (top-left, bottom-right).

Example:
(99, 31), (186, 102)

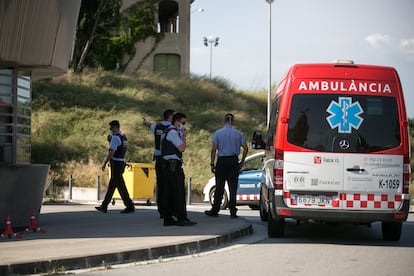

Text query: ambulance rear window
(287, 94), (400, 152)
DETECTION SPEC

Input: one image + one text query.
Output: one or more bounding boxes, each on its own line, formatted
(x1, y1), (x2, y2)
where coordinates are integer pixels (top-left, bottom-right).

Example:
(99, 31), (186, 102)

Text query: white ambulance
(253, 61), (411, 241)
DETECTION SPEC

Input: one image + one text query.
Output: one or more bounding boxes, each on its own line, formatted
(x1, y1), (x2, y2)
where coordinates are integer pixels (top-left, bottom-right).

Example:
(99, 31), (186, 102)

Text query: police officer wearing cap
(95, 120), (135, 214)
(205, 113), (248, 218)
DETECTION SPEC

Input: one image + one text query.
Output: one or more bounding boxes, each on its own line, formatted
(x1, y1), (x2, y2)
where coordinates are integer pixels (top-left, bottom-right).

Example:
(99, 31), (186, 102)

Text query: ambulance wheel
(268, 213), (285, 238)
(209, 186), (228, 210)
(381, 221), (402, 241)
(259, 192), (268, 222)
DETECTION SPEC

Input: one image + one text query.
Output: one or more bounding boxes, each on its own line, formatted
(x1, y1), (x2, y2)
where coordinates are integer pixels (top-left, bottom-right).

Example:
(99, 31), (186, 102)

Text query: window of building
(0, 68), (31, 164)
(154, 54), (181, 75)
(157, 1), (179, 33)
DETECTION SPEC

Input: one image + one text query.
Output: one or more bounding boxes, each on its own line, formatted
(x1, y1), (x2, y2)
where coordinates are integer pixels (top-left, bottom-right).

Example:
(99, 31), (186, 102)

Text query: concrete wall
(0, 164), (49, 228)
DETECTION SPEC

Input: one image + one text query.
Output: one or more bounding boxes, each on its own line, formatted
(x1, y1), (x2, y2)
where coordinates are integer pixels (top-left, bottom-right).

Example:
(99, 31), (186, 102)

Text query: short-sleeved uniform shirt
(212, 124), (246, 157)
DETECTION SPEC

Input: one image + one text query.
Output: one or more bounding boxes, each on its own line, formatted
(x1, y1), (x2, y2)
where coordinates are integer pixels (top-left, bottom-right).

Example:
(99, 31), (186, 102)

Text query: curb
(1, 221), (253, 275)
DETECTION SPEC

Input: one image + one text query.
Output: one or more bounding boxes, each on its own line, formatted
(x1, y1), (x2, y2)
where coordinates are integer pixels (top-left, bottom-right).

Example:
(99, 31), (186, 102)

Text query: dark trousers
(155, 156), (165, 216)
(102, 160), (134, 209)
(162, 159), (187, 222)
(213, 156), (239, 215)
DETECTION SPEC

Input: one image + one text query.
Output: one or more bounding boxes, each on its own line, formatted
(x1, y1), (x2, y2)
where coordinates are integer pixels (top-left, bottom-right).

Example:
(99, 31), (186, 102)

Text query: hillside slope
(32, 71), (267, 194)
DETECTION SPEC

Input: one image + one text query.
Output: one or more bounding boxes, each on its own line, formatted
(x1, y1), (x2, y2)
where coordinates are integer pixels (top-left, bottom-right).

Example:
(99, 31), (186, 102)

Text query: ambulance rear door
(283, 86), (403, 212)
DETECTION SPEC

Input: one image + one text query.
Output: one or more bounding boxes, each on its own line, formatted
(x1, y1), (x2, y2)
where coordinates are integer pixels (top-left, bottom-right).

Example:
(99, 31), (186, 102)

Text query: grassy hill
(32, 71), (267, 197)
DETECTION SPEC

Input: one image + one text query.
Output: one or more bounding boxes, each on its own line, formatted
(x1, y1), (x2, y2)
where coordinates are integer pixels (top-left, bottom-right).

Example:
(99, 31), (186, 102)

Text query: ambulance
(252, 60), (411, 241)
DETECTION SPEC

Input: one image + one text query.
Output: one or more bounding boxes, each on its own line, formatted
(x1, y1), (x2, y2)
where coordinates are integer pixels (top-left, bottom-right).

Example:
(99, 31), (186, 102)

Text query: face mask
(178, 123), (185, 131)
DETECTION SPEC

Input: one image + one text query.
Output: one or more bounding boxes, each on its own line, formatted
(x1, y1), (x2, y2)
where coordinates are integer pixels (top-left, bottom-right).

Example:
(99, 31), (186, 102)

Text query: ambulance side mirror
(251, 130), (265, 150)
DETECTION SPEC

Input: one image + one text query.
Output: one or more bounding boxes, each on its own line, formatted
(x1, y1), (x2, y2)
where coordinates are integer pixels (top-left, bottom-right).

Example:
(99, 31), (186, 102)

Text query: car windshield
(287, 94), (400, 153)
(241, 155), (264, 171)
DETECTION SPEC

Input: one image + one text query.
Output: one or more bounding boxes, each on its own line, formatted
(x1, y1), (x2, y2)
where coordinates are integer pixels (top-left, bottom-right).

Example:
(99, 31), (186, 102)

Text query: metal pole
(68, 175), (73, 200)
(267, 1), (273, 128)
(96, 175), (101, 200)
(209, 43), (213, 79)
(187, 177), (192, 205)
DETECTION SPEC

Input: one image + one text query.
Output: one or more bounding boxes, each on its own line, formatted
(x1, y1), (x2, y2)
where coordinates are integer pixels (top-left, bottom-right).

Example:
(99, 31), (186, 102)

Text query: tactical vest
(154, 123), (168, 151)
(161, 127), (182, 159)
(113, 133), (128, 159)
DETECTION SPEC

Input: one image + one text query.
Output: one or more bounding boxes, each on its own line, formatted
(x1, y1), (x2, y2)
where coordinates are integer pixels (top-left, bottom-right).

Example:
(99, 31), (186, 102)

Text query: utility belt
(218, 156), (238, 162)
(110, 159), (125, 164)
(161, 159), (182, 173)
(218, 155), (238, 159)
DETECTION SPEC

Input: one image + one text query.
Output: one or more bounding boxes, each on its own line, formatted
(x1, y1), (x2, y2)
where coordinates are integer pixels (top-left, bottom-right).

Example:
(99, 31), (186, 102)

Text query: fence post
(68, 175), (73, 200)
(187, 177), (192, 205)
(96, 175), (101, 200)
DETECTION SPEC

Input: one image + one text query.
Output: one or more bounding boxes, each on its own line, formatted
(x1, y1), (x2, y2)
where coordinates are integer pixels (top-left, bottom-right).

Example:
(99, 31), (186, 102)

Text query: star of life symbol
(326, 97), (364, 133)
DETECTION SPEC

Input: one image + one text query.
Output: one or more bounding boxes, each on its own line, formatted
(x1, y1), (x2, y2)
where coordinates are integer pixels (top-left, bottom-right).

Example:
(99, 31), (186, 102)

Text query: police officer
(205, 113), (248, 218)
(161, 112), (196, 226)
(96, 120), (135, 213)
(143, 109), (175, 218)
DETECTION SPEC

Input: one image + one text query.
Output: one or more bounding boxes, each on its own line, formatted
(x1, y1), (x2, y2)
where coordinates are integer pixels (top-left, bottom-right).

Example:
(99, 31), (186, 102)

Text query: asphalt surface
(0, 202), (253, 275)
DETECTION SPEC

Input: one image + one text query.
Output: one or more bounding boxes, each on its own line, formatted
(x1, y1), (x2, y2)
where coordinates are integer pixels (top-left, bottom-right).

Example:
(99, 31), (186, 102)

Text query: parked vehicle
(253, 60), (411, 241)
(203, 151), (265, 209)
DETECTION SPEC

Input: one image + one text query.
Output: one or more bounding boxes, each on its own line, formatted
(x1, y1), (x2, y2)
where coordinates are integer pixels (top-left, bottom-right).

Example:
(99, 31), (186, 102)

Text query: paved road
(75, 209), (414, 276)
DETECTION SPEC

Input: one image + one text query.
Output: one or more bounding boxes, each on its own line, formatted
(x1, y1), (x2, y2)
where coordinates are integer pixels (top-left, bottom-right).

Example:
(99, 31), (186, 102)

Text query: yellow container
(112, 163), (155, 205)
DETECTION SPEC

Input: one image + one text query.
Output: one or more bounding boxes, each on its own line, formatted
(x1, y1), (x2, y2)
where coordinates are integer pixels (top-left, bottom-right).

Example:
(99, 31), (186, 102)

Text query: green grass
(32, 71), (267, 193)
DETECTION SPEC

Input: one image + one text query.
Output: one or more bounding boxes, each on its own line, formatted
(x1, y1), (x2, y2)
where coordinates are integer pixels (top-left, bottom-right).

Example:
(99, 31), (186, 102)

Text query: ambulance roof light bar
(333, 59), (354, 64)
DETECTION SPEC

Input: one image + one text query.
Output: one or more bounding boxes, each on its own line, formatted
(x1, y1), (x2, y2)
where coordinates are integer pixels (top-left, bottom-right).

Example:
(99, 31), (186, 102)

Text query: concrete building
(0, 0), (81, 228)
(122, 0), (193, 75)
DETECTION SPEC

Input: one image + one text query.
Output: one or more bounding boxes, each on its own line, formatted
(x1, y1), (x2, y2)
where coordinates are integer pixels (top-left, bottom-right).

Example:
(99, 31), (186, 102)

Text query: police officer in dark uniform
(95, 120), (135, 213)
(161, 113), (196, 226)
(205, 113), (248, 218)
(144, 109), (175, 218)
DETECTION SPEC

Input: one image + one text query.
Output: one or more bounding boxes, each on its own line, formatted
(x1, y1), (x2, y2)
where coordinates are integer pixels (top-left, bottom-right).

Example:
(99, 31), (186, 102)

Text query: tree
(71, 0), (158, 72)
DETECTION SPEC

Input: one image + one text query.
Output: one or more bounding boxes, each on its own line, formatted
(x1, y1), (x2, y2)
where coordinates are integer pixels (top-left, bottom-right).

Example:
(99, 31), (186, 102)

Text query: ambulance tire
(268, 213), (285, 238)
(259, 193), (268, 222)
(209, 186), (229, 210)
(381, 221), (402, 241)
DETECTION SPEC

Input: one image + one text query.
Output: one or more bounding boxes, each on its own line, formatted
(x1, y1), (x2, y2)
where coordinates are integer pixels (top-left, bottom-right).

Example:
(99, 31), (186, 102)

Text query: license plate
(292, 194), (333, 207)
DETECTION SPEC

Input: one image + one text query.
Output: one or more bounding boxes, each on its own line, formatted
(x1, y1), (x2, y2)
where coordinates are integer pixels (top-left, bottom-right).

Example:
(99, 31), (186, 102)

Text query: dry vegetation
(32, 71), (267, 197)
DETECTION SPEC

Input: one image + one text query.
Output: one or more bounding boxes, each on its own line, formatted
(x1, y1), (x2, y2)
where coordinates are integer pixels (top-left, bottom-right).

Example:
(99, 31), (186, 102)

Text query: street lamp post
(266, 0), (273, 128)
(203, 36), (219, 79)
(191, 7), (204, 14)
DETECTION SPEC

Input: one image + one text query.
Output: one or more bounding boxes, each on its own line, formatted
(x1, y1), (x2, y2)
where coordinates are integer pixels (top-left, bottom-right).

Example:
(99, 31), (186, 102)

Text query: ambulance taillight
(403, 156), (411, 194)
(273, 148), (284, 190)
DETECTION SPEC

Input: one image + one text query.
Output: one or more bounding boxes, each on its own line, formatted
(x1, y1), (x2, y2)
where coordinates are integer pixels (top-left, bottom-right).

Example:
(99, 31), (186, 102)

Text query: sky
(189, 0), (414, 118)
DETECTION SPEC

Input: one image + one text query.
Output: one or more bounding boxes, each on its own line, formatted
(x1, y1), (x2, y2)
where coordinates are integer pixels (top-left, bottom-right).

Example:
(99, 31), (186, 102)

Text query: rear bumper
(237, 200), (259, 206)
(270, 194), (410, 223)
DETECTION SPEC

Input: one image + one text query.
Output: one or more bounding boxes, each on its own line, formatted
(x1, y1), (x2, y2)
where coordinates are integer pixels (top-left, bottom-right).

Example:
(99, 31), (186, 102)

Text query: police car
(202, 151), (265, 209)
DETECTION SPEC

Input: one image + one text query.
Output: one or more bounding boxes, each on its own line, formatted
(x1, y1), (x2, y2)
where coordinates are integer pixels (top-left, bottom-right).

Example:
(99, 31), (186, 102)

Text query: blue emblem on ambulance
(326, 97), (363, 133)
